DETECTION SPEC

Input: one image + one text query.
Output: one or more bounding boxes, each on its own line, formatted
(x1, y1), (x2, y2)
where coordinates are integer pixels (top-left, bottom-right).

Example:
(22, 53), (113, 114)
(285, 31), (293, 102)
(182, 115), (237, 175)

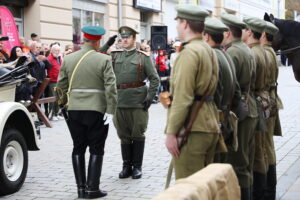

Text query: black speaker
(151, 26), (167, 50)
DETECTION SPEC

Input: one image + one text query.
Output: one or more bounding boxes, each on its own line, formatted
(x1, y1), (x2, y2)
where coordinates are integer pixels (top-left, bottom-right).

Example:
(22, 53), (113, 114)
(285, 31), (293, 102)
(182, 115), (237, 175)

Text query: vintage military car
(0, 64), (40, 196)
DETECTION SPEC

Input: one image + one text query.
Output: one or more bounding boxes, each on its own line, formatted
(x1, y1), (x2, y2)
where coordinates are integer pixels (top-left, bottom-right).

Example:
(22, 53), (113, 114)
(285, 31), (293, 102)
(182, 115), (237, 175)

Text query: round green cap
(205, 17), (229, 34)
(243, 16), (267, 33)
(221, 13), (246, 30)
(264, 21), (279, 35)
(175, 4), (209, 21)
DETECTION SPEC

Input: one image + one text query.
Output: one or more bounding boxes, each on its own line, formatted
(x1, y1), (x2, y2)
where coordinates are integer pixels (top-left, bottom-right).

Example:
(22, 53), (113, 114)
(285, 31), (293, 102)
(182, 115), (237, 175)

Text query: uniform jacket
(263, 44), (283, 109)
(249, 43), (268, 96)
(165, 37), (220, 134)
(47, 54), (62, 83)
(225, 39), (258, 118)
(213, 47), (234, 109)
(111, 49), (159, 108)
(56, 45), (117, 115)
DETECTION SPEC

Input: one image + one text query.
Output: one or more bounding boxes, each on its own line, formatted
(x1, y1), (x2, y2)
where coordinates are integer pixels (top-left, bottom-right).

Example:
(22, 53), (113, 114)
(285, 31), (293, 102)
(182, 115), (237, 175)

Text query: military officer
(111, 26), (159, 179)
(243, 16), (269, 200)
(165, 4), (220, 180)
(261, 21), (282, 200)
(56, 26), (117, 199)
(203, 18), (238, 162)
(221, 13), (258, 200)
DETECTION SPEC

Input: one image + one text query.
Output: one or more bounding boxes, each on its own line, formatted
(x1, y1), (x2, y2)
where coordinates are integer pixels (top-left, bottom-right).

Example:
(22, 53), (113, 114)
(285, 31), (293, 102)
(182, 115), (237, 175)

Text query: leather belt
(220, 105), (228, 111)
(71, 89), (105, 93)
(269, 85), (277, 90)
(117, 82), (145, 89)
(194, 95), (214, 102)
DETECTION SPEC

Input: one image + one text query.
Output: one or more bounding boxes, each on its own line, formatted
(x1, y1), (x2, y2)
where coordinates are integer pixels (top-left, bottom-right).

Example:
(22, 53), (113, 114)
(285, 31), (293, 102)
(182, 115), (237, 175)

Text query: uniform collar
(224, 38), (242, 49)
(82, 45), (95, 51)
(180, 36), (202, 52)
(248, 42), (260, 48)
(124, 48), (137, 56)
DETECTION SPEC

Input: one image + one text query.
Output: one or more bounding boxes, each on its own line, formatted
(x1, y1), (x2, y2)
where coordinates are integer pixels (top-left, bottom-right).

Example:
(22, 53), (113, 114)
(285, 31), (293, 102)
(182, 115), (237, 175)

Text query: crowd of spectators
(0, 32), (181, 123)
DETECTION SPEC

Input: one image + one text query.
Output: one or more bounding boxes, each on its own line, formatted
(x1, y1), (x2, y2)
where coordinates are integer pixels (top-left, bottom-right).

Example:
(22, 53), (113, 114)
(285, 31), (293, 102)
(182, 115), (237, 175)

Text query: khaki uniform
(250, 43), (269, 175)
(165, 37), (220, 179)
(264, 44), (282, 167)
(111, 49), (159, 143)
(57, 45), (117, 115)
(225, 39), (258, 188)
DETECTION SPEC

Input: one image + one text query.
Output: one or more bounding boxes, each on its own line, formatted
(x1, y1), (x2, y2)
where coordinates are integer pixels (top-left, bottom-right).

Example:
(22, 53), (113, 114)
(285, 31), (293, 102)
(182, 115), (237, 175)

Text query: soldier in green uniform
(165, 4), (220, 180)
(203, 18), (238, 162)
(221, 13), (258, 200)
(56, 26), (117, 199)
(111, 26), (159, 179)
(261, 21), (282, 200)
(243, 17), (269, 200)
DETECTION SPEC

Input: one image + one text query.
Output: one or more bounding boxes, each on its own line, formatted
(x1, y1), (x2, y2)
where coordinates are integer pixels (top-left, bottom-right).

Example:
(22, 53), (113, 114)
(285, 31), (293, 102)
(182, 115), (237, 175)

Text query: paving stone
(2, 67), (299, 199)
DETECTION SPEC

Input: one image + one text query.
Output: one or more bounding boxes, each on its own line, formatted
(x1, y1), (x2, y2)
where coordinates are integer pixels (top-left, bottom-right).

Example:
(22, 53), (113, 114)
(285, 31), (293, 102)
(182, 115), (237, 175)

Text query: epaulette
(96, 50), (110, 55)
(66, 49), (79, 55)
(138, 50), (150, 57)
(110, 49), (124, 53)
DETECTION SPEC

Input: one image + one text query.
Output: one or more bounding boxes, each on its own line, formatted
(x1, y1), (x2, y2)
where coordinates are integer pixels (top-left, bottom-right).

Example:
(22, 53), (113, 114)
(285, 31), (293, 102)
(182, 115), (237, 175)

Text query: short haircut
(229, 26), (242, 38)
(204, 30), (224, 44)
(179, 18), (204, 33)
(266, 32), (274, 42)
(252, 31), (262, 40)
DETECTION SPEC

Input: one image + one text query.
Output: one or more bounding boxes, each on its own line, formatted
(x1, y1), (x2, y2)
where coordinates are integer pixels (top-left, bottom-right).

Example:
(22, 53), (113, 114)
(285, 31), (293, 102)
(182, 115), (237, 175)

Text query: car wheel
(0, 128), (28, 196)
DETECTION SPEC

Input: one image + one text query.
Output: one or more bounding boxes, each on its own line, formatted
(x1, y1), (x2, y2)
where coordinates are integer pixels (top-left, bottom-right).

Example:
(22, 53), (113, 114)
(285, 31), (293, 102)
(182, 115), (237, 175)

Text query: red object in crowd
(47, 54), (62, 83)
(156, 50), (167, 72)
(0, 6), (21, 51)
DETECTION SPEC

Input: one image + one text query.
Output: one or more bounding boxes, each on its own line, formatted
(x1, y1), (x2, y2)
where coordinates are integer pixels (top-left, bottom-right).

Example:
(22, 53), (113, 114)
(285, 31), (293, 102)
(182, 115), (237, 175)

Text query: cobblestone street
(1, 67), (300, 200)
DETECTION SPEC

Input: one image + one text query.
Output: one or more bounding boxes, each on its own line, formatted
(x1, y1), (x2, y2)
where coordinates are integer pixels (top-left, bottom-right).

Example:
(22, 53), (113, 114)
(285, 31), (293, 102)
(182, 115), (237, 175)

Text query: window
(72, 9), (104, 45)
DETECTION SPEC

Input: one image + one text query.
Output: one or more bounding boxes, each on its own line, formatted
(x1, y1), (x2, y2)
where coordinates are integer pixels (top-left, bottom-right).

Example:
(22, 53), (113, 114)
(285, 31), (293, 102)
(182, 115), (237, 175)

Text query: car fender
(0, 102), (39, 150)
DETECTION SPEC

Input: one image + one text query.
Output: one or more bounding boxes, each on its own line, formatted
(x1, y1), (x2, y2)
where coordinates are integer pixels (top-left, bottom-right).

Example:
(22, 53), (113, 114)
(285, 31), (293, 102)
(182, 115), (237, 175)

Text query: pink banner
(0, 6), (21, 52)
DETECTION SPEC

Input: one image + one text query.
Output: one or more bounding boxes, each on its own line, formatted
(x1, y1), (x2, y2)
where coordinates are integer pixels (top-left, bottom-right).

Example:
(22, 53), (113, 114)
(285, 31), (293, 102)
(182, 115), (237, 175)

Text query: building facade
(0, 0), (164, 49)
(0, 0), (285, 49)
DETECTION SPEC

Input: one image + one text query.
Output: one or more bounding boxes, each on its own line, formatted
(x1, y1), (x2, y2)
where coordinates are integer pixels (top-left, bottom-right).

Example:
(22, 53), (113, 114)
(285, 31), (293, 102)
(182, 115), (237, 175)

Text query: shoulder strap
(179, 48), (215, 146)
(66, 50), (94, 105)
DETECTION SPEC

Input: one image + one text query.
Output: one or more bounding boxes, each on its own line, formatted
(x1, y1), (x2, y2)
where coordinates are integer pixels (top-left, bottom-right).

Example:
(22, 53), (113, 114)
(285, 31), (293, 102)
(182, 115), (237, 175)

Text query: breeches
(113, 108), (149, 144)
(68, 111), (108, 155)
(174, 132), (218, 180)
(227, 117), (258, 188)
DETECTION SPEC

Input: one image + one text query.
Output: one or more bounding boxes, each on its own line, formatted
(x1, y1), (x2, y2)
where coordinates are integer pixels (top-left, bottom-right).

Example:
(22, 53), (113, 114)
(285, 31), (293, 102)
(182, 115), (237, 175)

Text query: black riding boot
(119, 144), (132, 178)
(72, 154), (86, 198)
(265, 165), (277, 200)
(241, 188), (250, 200)
(253, 171), (267, 200)
(132, 140), (145, 179)
(86, 155), (107, 199)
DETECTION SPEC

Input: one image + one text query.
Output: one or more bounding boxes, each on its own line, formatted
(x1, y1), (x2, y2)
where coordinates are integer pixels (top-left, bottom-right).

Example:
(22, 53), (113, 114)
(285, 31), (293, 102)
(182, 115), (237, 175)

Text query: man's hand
(103, 113), (113, 125)
(107, 35), (118, 47)
(165, 134), (180, 158)
(143, 98), (152, 111)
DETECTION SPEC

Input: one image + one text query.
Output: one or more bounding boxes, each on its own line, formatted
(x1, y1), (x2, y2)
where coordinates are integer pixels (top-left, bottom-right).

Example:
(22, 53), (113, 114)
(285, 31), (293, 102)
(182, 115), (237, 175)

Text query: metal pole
(118, 0), (122, 28)
(277, 0), (280, 18)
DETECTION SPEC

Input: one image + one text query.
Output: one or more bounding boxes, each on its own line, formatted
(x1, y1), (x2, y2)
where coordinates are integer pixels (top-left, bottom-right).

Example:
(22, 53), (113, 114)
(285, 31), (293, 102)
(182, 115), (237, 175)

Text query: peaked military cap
(221, 13), (246, 30)
(243, 16), (267, 33)
(264, 21), (279, 36)
(118, 26), (139, 38)
(205, 17), (229, 33)
(82, 26), (106, 40)
(175, 4), (209, 21)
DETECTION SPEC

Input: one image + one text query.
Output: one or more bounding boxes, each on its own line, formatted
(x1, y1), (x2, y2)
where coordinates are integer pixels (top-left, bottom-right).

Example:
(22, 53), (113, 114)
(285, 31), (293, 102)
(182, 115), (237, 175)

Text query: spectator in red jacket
(47, 44), (63, 121)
